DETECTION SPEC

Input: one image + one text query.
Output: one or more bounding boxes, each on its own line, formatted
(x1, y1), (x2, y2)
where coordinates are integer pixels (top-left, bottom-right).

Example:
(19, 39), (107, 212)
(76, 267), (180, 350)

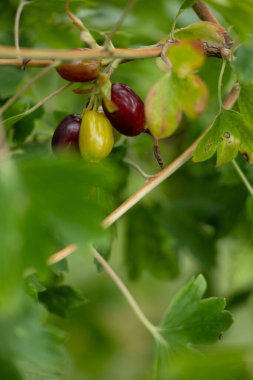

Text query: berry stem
(91, 247), (166, 345)
(232, 160), (253, 197)
(218, 59), (227, 112)
(124, 158), (156, 179)
(153, 138), (164, 169)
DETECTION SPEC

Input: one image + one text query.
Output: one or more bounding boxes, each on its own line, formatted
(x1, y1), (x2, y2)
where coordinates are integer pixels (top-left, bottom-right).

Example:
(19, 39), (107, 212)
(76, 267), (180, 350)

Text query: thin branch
(14, 0), (28, 54)
(92, 247), (165, 344)
(65, 0), (99, 49)
(47, 244), (78, 265)
(102, 139), (196, 228)
(107, 0), (139, 41)
(0, 42), (230, 64)
(102, 84), (240, 229)
(232, 160), (253, 197)
(0, 61), (59, 114)
(218, 59), (227, 111)
(0, 45), (160, 60)
(0, 59), (54, 67)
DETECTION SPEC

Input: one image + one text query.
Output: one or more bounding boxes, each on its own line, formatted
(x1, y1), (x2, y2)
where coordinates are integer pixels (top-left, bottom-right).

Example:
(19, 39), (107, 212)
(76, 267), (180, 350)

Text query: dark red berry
(102, 83), (146, 137)
(52, 114), (81, 153)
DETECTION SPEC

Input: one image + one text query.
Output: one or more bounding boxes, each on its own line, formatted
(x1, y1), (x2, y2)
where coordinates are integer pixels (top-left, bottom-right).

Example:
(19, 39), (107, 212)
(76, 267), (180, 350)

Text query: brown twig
(0, 59), (54, 67)
(192, 1), (233, 48)
(192, 0), (220, 25)
(0, 41), (230, 67)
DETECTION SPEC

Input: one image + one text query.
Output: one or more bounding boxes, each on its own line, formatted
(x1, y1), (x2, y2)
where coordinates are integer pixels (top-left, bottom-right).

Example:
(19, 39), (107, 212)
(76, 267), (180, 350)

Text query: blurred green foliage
(1, 0), (253, 379)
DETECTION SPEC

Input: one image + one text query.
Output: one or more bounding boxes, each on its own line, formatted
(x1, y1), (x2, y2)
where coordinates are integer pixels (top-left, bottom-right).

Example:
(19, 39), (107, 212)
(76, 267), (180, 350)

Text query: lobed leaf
(159, 274), (233, 345)
(38, 285), (85, 318)
(193, 110), (253, 165)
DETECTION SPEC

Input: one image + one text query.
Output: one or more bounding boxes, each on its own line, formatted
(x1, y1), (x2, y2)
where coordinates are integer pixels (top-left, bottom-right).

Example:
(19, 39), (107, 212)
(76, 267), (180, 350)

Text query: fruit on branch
(102, 83), (146, 137)
(56, 55), (100, 82)
(52, 114), (81, 153)
(79, 110), (114, 161)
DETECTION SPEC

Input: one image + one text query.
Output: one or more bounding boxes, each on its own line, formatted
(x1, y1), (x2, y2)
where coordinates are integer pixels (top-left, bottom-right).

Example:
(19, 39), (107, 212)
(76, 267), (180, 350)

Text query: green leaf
(3, 107), (36, 129)
(0, 296), (65, 377)
(176, 74), (209, 118)
(145, 73), (182, 139)
(38, 285), (85, 318)
(125, 204), (179, 281)
(175, 21), (226, 46)
(153, 275), (233, 379)
(145, 71), (208, 139)
(0, 67), (25, 99)
(159, 274), (233, 345)
(12, 106), (44, 144)
(157, 40), (205, 77)
(193, 110), (253, 165)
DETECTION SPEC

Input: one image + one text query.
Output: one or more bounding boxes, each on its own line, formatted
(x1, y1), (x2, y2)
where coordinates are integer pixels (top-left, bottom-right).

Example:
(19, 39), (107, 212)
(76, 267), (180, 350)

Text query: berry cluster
(52, 82), (147, 162)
